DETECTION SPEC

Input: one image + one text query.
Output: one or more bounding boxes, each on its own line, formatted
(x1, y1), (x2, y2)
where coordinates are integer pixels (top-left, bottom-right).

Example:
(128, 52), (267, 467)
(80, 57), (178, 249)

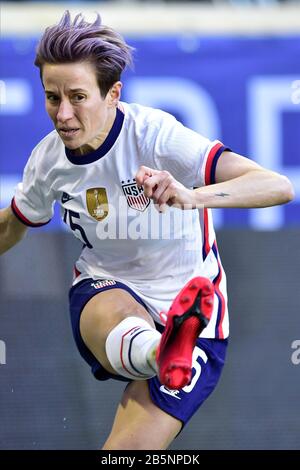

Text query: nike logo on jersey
(159, 385), (181, 399)
(61, 192), (74, 204)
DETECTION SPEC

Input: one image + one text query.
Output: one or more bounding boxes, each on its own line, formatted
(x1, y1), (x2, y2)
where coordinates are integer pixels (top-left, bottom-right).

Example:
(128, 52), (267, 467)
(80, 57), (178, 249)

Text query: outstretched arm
(135, 151), (294, 211)
(0, 206), (27, 255)
(193, 151), (294, 208)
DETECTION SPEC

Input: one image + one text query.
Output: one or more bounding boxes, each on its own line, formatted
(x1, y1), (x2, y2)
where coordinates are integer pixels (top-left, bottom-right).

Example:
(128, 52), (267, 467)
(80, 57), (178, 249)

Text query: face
(43, 61), (121, 151)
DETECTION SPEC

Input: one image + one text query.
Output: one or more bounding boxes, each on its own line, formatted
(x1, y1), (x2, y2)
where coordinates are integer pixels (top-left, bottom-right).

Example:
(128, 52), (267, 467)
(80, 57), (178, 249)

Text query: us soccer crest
(86, 188), (109, 221)
(121, 179), (150, 212)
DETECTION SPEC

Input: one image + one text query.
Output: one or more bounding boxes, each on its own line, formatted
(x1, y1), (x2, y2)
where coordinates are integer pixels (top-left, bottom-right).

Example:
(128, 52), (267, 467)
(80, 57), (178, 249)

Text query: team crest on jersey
(86, 188), (109, 221)
(121, 179), (150, 212)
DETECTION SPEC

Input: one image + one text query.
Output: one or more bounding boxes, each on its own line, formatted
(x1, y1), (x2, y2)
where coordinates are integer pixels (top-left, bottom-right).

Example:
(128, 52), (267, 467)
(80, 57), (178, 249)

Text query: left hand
(135, 166), (196, 212)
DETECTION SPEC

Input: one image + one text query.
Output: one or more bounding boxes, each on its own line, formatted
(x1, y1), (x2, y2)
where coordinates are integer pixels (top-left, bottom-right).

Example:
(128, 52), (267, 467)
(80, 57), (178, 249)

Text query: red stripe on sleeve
(204, 142), (224, 186)
(11, 197), (50, 227)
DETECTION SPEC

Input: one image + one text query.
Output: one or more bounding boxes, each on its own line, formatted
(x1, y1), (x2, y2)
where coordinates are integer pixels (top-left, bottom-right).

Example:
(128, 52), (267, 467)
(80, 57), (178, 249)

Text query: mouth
(58, 128), (80, 138)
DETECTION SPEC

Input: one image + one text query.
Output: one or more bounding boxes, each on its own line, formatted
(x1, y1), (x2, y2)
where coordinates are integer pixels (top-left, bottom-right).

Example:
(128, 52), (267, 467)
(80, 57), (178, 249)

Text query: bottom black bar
(0, 450), (299, 466)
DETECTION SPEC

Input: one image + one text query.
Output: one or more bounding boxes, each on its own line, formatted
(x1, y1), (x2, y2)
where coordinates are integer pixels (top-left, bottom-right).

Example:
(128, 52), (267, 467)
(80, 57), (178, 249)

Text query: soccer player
(0, 11), (294, 449)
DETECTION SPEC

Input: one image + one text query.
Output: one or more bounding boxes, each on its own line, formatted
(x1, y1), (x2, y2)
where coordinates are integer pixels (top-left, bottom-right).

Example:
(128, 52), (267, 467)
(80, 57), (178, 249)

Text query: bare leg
(102, 380), (182, 450)
(79, 288), (180, 448)
(80, 288), (156, 375)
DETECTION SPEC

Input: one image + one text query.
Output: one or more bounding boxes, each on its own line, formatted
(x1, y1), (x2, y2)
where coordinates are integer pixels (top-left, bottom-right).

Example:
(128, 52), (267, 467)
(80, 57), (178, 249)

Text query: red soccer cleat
(156, 277), (214, 390)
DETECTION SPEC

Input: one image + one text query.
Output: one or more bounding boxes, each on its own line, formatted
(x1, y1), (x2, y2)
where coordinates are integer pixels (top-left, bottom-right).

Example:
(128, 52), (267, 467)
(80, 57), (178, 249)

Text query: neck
(73, 107), (117, 156)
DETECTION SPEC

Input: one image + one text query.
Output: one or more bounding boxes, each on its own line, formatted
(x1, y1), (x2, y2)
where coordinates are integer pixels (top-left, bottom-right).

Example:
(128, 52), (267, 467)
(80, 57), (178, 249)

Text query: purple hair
(35, 10), (134, 97)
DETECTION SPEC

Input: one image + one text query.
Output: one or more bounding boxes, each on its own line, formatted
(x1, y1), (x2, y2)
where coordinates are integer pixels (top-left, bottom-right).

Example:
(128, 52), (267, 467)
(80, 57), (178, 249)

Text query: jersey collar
(65, 107), (124, 165)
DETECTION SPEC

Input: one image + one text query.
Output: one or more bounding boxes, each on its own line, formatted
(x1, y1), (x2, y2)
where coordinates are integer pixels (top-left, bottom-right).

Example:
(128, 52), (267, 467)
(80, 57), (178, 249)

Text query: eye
(72, 94), (86, 103)
(46, 94), (59, 103)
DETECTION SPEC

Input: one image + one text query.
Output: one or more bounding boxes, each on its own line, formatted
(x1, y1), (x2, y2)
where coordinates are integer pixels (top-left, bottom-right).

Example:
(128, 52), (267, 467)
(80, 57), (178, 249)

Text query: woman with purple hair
(0, 11), (294, 449)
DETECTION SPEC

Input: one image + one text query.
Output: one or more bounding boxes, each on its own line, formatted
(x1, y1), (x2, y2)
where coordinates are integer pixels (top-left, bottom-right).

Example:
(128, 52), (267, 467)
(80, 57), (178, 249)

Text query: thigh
(80, 287), (154, 374)
(102, 380), (182, 450)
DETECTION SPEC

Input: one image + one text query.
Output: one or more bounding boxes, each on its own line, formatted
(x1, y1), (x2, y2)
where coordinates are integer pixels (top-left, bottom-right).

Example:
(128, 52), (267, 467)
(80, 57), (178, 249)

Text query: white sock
(105, 316), (161, 380)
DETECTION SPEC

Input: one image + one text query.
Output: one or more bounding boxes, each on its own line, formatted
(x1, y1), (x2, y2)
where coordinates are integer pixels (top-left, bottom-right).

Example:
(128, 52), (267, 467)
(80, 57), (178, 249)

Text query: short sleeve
(149, 114), (229, 188)
(11, 150), (55, 227)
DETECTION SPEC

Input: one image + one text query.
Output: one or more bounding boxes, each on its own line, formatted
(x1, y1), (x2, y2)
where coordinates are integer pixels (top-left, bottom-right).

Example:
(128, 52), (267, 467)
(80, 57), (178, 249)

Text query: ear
(108, 81), (122, 107)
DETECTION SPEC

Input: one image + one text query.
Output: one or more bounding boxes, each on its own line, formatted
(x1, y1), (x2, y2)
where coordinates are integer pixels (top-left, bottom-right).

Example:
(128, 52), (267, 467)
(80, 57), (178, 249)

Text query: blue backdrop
(1, 35), (299, 229)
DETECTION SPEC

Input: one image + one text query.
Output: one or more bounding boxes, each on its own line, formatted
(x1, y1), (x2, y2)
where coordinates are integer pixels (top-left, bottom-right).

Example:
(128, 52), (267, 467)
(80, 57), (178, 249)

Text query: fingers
(151, 173), (173, 202)
(135, 166), (158, 186)
(142, 174), (161, 198)
(135, 166), (181, 211)
(144, 171), (176, 209)
(155, 186), (176, 210)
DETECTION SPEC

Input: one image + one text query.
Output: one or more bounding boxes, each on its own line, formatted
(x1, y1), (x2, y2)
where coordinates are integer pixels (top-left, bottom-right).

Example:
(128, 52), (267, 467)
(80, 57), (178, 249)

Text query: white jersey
(12, 102), (229, 339)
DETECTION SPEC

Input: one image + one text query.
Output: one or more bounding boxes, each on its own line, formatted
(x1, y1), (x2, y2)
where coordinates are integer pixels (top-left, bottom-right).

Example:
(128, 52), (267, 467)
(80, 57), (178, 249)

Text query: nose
(56, 100), (74, 122)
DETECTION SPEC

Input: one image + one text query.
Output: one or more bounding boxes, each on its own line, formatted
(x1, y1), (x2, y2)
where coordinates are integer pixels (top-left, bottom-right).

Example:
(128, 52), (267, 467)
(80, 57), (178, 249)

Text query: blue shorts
(69, 278), (228, 426)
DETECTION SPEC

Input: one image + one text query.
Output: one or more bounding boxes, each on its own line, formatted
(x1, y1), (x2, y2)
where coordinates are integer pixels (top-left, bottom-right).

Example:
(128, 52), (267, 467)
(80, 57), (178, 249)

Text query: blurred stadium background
(0, 0), (299, 450)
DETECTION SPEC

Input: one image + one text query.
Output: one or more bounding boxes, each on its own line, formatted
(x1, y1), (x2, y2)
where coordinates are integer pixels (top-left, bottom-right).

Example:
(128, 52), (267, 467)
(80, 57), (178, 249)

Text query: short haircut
(35, 10), (134, 97)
